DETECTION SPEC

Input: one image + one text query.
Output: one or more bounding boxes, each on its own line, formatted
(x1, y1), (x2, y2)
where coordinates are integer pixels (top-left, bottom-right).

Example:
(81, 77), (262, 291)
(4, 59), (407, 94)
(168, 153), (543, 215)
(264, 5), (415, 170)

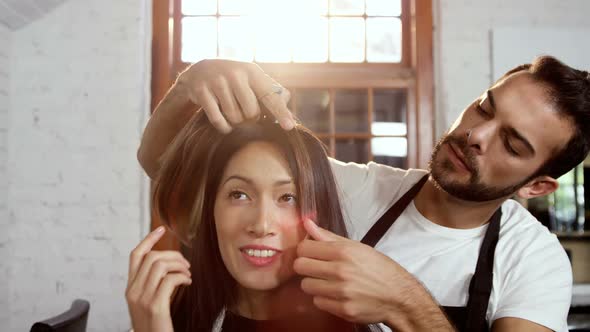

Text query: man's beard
(428, 134), (531, 202)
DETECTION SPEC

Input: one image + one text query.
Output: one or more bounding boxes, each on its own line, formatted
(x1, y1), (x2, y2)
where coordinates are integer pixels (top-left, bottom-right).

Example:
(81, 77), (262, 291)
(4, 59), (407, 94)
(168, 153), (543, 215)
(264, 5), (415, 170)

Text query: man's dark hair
(500, 56), (590, 179)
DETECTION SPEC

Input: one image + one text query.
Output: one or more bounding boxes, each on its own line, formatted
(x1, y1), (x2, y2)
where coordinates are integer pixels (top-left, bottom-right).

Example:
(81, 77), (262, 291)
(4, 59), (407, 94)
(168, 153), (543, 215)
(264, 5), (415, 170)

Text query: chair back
(30, 299), (90, 332)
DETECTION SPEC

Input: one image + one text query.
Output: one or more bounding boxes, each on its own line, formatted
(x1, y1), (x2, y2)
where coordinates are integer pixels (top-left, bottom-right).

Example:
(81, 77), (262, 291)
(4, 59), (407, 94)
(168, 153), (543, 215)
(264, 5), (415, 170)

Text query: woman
(126, 111), (380, 331)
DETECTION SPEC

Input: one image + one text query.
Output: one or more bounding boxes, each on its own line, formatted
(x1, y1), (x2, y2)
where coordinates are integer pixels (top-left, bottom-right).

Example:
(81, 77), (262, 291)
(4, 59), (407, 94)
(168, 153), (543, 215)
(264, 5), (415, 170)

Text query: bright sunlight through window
(181, 0), (402, 63)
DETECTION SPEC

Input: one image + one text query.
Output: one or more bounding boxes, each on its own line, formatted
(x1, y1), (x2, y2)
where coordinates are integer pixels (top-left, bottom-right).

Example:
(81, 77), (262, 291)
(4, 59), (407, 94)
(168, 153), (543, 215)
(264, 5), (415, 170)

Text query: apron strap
(359, 173), (502, 331)
(464, 208), (502, 331)
(361, 174), (429, 247)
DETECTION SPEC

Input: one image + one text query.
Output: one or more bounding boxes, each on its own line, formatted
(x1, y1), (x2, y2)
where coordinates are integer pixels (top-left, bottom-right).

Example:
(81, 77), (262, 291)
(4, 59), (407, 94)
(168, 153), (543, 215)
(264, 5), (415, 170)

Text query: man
(138, 56), (589, 331)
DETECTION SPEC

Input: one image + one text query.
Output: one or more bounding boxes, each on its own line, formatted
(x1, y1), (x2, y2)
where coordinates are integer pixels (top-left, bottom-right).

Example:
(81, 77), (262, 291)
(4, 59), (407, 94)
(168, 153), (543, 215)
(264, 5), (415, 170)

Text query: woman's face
(214, 141), (306, 292)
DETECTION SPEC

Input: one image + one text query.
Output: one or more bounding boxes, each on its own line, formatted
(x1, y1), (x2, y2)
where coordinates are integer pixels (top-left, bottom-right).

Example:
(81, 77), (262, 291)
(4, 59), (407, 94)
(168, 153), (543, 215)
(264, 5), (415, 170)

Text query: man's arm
(137, 59), (295, 178)
(137, 85), (195, 179)
(492, 317), (553, 332)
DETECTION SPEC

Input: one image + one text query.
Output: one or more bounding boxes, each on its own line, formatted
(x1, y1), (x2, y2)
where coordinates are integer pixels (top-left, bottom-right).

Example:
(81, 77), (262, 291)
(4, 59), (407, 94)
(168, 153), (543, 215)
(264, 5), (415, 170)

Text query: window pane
(219, 17), (254, 61)
(293, 17), (328, 62)
(296, 89), (331, 133)
(366, 17), (401, 62)
(219, 0), (248, 15)
(329, 0), (364, 15)
(336, 139), (369, 164)
(372, 89), (406, 135)
(253, 18), (292, 62)
(335, 90), (368, 132)
(182, 0), (217, 15)
(291, 0), (328, 15)
(372, 137), (407, 156)
(373, 155), (406, 168)
(366, 0), (401, 16)
(372, 137), (407, 168)
(182, 17), (217, 63)
(330, 18), (365, 63)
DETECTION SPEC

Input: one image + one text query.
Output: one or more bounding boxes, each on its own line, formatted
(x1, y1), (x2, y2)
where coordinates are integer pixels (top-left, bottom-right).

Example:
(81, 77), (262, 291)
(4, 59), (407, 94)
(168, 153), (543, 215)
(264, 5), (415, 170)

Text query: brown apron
(361, 175), (501, 332)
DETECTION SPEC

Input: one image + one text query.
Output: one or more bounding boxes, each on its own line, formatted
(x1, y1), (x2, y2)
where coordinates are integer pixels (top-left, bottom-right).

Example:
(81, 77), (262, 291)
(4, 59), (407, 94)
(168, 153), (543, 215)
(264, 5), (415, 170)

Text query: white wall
(433, 0), (590, 136)
(0, 22), (11, 328)
(3, 0), (151, 331)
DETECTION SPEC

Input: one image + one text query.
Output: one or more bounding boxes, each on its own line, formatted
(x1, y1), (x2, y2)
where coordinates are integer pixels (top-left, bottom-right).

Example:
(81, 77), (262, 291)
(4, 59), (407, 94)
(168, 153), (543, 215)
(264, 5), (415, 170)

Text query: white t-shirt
(330, 159), (573, 332)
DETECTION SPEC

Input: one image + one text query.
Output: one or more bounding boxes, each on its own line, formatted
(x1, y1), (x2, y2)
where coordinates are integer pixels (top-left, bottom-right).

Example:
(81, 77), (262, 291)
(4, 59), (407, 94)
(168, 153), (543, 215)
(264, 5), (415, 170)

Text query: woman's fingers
(154, 272), (193, 307)
(141, 260), (191, 301)
(130, 250), (189, 293)
(128, 226), (165, 287)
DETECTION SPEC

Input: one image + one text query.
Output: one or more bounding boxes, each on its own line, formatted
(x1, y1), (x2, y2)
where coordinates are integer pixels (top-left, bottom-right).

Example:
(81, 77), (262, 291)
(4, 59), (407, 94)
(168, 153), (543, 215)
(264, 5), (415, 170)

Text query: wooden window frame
(151, 0), (434, 242)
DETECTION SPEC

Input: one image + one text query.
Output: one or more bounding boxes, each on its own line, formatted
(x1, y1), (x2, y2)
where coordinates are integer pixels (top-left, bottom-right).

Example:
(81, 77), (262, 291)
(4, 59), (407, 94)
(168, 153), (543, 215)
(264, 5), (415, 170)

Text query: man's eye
(229, 191), (248, 200)
(475, 103), (489, 116)
(505, 141), (520, 156)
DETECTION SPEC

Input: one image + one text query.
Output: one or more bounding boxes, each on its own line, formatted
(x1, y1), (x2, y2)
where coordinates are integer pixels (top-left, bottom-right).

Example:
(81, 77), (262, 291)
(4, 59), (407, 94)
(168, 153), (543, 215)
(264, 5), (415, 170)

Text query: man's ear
(516, 176), (559, 199)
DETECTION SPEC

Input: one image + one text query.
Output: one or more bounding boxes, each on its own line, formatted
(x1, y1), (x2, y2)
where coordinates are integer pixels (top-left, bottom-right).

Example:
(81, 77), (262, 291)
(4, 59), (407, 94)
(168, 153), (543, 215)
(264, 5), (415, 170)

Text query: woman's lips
(239, 245), (282, 267)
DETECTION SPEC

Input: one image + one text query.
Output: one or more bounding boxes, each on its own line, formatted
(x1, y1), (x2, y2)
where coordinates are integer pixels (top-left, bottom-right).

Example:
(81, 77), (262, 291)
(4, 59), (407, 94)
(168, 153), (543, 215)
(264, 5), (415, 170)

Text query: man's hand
(138, 59), (295, 178)
(294, 218), (454, 331)
(175, 59), (295, 133)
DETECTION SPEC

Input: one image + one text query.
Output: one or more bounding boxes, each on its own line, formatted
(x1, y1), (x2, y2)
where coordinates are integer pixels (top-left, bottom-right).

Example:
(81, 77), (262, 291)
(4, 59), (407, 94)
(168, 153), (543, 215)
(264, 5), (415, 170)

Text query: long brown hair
(153, 111), (374, 331)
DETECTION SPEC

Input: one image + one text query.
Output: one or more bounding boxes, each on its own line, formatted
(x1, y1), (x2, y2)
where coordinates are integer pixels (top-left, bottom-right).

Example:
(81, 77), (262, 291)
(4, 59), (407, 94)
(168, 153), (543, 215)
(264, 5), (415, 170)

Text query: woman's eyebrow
(222, 175), (252, 186)
(222, 175), (293, 186)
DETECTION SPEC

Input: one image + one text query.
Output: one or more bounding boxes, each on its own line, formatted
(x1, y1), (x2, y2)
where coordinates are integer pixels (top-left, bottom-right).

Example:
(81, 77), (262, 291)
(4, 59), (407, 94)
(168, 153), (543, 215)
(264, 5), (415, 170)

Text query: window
(152, 0), (433, 246)
(154, 0), (433, 169)
(179, 0), (402, 64)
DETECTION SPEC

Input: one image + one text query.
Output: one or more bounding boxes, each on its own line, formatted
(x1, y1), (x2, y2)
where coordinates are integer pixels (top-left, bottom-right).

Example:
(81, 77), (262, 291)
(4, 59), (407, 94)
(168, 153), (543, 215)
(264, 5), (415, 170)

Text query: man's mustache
(442, 135), (478, 175)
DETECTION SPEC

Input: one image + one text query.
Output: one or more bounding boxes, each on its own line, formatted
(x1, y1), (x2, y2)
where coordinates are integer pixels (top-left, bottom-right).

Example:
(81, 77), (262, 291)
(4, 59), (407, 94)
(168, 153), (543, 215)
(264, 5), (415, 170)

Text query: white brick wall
(433, 0), (590, 136)
(3, 0), (151, 331)
(0, 22), (11, 330)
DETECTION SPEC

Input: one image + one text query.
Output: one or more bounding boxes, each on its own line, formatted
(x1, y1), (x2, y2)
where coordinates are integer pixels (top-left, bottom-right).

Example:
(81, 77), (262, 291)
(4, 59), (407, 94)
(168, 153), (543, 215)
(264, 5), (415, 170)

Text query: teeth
(244, 249), (277, 258)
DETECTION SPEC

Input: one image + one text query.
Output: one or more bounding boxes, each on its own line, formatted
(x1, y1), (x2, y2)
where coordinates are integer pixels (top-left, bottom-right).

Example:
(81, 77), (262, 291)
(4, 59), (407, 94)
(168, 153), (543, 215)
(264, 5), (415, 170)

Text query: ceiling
(0, 0), (67, 30)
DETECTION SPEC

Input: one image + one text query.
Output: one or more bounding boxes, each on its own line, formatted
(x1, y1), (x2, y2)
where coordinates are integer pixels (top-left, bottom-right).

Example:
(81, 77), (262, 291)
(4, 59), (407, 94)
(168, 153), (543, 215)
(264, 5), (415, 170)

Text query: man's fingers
(294, 257), (346, 281)
(301, 278), (348, 300)
(232, 78), (260, 120)
(248, 69), (295, 130)
(312, 296), (351, 321)
(296, 239), (343, 261)
(210, 77), (244, 125)
(303, 218), (343, 242)
(197, 87), (233, 134)
(128, 226), (165, 286)
(260, 92), (295, 130)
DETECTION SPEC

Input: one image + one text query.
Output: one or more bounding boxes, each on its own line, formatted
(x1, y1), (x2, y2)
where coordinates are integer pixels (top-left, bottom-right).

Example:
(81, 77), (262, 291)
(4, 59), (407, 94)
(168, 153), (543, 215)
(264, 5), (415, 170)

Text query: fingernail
(278, 117), (293, 129)
(154, 226), (164, 234)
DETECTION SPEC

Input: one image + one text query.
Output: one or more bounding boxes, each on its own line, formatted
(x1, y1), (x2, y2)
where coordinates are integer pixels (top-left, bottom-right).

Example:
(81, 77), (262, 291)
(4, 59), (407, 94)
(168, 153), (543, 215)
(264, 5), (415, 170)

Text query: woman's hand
(175, 59), (295, 133)
(125, 227), (192, 332)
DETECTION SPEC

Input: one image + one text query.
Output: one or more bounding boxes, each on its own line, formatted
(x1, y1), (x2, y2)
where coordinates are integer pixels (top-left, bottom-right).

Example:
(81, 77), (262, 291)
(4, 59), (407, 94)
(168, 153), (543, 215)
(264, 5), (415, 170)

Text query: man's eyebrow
(222, 175), (293, 186)
(486, 89), (496, 110)
(505, 127), (536, 156)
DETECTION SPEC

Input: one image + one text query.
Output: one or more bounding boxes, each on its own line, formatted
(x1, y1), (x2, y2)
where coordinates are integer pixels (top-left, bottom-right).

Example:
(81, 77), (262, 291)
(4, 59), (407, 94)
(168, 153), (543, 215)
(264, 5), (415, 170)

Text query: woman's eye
(229, 191), (248, 200)
(279, 193), (297, 204)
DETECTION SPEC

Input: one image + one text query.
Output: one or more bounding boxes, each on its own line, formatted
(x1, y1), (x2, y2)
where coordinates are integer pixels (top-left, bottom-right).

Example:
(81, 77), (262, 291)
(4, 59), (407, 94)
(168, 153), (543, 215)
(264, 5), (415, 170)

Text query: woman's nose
(247, 200), (276, 237)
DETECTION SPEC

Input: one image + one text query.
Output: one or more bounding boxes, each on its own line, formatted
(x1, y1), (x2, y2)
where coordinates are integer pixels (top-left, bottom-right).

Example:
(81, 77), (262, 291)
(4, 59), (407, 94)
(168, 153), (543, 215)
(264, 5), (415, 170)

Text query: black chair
(30, 299), (90, 332)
